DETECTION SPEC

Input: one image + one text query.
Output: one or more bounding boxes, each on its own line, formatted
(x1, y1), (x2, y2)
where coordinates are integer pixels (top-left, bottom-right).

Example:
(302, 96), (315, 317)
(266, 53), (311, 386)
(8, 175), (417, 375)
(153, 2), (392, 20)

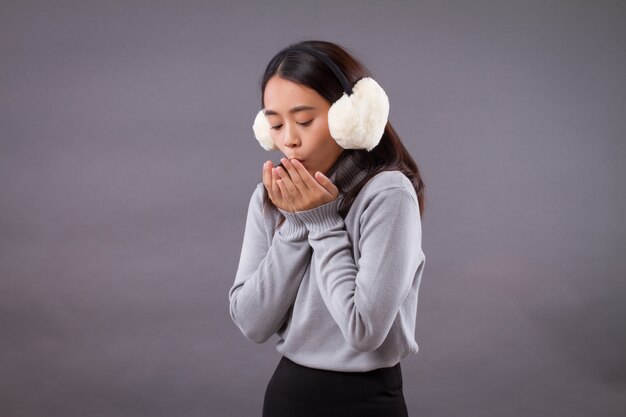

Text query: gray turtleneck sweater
(228, 152), (426, 372)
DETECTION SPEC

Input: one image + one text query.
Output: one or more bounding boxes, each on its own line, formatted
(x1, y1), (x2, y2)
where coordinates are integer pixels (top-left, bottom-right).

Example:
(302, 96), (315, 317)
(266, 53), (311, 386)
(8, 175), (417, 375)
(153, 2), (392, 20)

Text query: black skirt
(262, 356), (409, 417)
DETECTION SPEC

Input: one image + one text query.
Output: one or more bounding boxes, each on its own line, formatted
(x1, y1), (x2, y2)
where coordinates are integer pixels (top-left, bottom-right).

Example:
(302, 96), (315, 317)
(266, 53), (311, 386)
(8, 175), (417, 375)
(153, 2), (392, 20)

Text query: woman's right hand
(263, 160), (299, 213)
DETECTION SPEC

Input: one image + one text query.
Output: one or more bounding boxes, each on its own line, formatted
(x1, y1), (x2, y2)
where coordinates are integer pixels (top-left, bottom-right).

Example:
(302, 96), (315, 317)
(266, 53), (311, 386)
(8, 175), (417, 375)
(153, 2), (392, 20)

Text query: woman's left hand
(274, 157), (340, 212)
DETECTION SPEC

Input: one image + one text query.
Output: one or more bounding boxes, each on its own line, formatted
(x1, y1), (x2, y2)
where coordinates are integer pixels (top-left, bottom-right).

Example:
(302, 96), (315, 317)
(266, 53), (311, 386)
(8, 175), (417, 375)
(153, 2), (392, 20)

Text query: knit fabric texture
(229, 151), (426, 372)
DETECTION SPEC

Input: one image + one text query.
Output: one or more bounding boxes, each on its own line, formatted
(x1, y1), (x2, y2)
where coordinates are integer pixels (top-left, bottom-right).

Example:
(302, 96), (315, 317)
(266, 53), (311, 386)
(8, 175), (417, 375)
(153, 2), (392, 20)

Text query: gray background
(1, 1), (624, 416)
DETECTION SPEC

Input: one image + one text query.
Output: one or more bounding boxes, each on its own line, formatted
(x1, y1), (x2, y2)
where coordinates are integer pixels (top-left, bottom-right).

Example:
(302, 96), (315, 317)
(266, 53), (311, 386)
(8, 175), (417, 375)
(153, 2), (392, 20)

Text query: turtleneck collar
(326, 151), (369, 195)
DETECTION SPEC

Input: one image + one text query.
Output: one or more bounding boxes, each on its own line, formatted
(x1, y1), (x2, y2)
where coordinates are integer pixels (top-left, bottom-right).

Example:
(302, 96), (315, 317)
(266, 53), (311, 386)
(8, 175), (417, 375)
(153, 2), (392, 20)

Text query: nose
(282, 121), (300, 148)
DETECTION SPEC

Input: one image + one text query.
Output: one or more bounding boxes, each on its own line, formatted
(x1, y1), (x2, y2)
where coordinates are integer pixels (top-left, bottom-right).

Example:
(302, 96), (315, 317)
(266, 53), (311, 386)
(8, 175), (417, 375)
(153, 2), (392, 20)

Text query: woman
(228, 39), (427, 417)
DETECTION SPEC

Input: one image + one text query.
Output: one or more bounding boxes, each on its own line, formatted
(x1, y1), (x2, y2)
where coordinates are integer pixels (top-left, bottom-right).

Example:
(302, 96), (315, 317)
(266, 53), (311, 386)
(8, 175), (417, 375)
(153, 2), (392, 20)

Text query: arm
(228, 184), (312, 343)
(296, 185), (424, 352)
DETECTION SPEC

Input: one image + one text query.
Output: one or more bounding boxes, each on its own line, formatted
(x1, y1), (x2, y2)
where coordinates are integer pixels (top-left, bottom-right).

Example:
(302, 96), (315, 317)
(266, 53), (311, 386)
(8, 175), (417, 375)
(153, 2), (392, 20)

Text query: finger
(263, 161), (275, 201)
(291, 158), (324, 192)
(271, 167), (282, 199)
(315, 170), (340, 196)
(276, 164), (301, 200)
(263, 161), (273, 195)
(275, 176), (288, 201)
(281, 158), (309, 193)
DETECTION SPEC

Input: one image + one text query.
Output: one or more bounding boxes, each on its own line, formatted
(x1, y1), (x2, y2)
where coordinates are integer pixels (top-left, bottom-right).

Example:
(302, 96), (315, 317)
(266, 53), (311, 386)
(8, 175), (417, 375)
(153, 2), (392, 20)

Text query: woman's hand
(262, 158), (339, 213)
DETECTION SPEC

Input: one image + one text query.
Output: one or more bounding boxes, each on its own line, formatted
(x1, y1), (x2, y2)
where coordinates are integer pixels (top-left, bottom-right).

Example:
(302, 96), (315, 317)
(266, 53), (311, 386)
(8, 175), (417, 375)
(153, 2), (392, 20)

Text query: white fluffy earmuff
(253, 108), (276, 151)
(252, 46), (389, 152)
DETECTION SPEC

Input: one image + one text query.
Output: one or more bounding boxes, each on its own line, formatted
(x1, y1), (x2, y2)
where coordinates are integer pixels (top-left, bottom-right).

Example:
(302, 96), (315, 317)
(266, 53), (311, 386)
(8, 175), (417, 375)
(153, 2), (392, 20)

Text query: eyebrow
(264, 105), (316, 116)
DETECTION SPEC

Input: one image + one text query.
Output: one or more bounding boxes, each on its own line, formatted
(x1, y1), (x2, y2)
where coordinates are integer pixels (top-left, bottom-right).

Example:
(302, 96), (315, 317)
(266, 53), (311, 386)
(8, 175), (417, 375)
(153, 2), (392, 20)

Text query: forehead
(263, 76), (326, 111)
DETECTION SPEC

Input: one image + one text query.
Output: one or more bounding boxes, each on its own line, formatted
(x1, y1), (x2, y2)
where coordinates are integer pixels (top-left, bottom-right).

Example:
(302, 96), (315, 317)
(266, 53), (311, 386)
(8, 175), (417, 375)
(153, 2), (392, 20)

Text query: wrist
(277, 207), (307, 239)
(296, 197), (343, 234)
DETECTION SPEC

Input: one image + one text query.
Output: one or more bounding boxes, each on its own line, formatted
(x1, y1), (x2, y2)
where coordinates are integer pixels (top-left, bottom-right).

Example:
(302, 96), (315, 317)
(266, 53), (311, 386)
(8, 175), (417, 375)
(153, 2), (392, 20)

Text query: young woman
(228, 39), (427, 417)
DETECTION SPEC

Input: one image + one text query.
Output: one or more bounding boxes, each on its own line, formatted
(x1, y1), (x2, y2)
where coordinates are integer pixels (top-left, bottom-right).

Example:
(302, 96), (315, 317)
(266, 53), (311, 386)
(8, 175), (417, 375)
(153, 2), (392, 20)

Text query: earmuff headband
(286, 46), (354, 95)
(253, 45), (390, 152)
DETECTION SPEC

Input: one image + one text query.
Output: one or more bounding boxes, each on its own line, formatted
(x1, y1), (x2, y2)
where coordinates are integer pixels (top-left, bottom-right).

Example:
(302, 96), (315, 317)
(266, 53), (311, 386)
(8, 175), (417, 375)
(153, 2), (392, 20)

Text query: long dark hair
(258, 39), (426, 229)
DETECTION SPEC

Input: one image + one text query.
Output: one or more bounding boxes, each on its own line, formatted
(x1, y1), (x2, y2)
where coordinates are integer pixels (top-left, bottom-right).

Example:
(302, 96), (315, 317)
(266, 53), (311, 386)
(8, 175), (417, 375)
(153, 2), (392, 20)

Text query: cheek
(316, 116), (330, 133)
(270, 130), (280, 143)
(316, 125), (334, 147)
(312, 120), (331, 139)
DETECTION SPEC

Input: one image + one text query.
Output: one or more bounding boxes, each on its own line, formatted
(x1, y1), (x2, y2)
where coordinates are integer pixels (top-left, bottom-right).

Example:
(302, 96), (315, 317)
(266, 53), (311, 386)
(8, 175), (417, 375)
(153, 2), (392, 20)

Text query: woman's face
(263, 75), (344, 177)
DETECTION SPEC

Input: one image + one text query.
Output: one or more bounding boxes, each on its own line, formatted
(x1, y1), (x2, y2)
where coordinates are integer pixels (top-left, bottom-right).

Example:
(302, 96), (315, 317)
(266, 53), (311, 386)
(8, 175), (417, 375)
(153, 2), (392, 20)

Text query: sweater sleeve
(228, 184), (312, 344)
(295, 186), (424, 352)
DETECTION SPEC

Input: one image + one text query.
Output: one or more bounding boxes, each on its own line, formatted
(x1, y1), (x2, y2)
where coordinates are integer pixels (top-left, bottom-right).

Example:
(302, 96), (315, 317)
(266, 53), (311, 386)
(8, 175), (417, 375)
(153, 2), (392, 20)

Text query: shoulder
(249, 181), (269, 209)
(359, 170), (418, 206)
(243, 182), (265, 213)
(250, 182), (278, 220)
(253, 181), (265, 199)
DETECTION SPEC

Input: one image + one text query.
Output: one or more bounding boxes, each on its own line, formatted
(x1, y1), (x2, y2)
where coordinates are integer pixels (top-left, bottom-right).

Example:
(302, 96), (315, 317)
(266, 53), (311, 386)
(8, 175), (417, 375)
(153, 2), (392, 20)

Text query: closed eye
(271, 120), (313, 130)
